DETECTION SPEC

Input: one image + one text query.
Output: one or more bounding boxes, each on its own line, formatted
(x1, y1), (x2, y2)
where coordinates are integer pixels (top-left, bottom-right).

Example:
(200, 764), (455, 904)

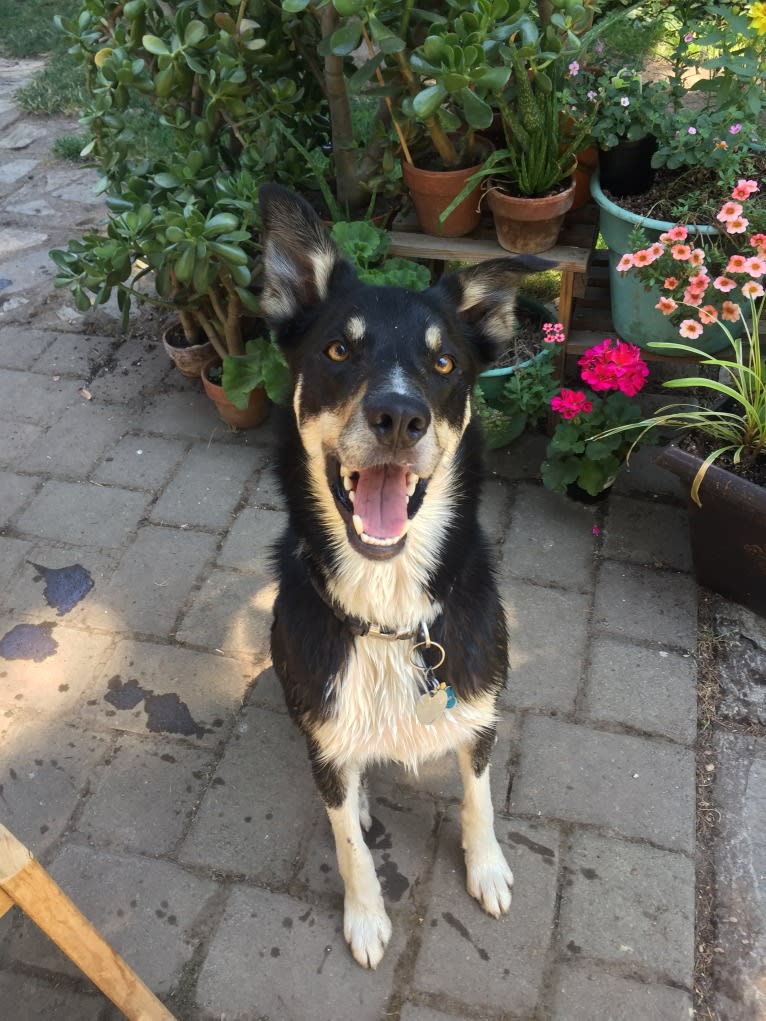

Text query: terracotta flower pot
(201, 363), (269, 430)
(487, 179), (575, 254)
(572, 145), (599, 210)
(162, 321), (217, 378)
(401, 138), (491, 238)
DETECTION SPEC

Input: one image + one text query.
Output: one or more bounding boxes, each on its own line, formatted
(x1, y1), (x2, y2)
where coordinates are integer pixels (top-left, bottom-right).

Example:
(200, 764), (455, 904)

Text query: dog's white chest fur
(312, 638), (497, 770)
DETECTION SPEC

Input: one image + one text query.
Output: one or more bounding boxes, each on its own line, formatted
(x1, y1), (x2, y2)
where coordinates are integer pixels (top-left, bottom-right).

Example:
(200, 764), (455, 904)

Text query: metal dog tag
(416, 687), (448, 725)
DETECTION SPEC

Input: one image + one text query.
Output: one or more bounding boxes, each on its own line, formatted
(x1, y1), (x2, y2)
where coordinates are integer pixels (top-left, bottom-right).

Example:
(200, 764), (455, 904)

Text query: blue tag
(444, 685), (457, 709)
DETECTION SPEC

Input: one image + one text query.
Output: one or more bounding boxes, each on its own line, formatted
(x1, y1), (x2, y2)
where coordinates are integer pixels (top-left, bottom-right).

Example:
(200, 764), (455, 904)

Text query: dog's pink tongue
(354, 465), (408, 539)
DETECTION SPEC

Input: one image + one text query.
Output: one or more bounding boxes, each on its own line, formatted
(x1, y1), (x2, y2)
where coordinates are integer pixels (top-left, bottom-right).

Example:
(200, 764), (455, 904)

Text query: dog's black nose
(366, 392), (431, 449)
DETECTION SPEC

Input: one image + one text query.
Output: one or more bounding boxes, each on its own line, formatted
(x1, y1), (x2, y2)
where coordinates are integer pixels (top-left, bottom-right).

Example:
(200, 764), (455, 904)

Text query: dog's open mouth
(328, 457), (428, 558)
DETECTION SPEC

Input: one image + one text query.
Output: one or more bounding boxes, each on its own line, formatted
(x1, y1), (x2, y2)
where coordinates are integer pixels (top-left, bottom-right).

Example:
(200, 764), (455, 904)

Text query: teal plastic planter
(478, 294), (552, 400)
(591, 173), (737, 354)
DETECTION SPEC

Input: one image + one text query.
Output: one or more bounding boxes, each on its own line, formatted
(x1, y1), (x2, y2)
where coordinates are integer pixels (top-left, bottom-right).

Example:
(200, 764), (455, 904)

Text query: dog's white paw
(344, 898), (392, 969)
(465, 844), (513, 918)
(358, 787), (372, 832)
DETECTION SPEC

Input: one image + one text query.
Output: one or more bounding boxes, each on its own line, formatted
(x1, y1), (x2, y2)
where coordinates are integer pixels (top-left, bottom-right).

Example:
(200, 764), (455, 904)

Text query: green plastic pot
(591, 173), (740, 355)
(478, 294), (552, 401)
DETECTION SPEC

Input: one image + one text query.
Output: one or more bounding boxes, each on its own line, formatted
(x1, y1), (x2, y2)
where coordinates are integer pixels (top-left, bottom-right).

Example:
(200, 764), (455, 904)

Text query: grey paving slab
(93, 434), (189, 491)
(603, 495), (692, 572)
(559, 830), (694, 986)
(713, 598), (766, 725)
(0, 716), (111, 856)
(0, 226), (47, 257)
(86, 338), (174, 405)
(512, 716), (695, 852)
(2, 542), (116, 623)
(179, 705), (319, 881)
(8, 843), (218, 994)
(712, 732), (766, 1021)
(20, 403), (128, 478)
(175, 567), (274, 660)
(499, 578), (589, 713)
(399, 1006), (474, 1021)
(0, 469), (39, 525)
(0, 368), (76, 425)
(83, 524), (217, 636)
(80, 639), (251, 748)
(140, 390), (239, 439)
(217, 506), (287, 574)
(478, 476), (510, 546)
(248, 462), (283, 507)
(0, 536), (31, 601)
(13, 479), (149, 548)
(486, 431), (549, 481)
(501, 483), (597, 590)
(550, 962), (693, 1020)
(0, 418), (46, 466)
(247, 663), (288, 711)
(0, 625), (115, 716)
(0, 157), (38, 185)
(414, 816), (558, 1017)
(76, 733), (218, 856)
(584, 636), (697, 744)
(613, 444), (685, 499)
(594, 561), (698, 652)
(26, 330), (115, 381)
(196, 884), (404, 1021)
(150, 442), (261, 530)
(0, 245), (55, 297)
(0, 971), (106, 1021)
(0, 325), (54, 368)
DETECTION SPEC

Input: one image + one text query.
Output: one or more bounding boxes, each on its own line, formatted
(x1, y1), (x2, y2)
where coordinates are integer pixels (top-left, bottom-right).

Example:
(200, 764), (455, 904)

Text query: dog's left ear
(434, 258), (545, 366)
(259, 184), (348, 332)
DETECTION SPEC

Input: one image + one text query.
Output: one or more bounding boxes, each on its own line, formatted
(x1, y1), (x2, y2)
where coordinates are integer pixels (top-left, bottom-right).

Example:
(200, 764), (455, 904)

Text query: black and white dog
(261, 184), (524, 969)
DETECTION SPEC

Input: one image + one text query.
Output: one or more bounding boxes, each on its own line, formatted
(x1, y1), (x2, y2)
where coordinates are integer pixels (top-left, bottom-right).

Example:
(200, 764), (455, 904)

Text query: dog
(260, 183), (526, 970)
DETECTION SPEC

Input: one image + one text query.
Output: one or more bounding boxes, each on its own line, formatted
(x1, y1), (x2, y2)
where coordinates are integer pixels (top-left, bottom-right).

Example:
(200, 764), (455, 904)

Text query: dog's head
(259, 184), (525, 563)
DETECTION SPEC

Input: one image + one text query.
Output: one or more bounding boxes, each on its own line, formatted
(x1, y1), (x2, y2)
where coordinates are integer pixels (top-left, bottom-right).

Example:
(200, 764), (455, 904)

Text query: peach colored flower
(741, 281), (765, 299)
(647, 242), (665, 260)
(713, 275), (737, 292)
(616, 253), (635, 272)
(663, 276), (679, 290)
(689, 272), (710, 289)
(726, 216), (750, 234)
(671, 244), (692, 261)
(656, 296), (677, 315)
(699, 305), (719, 324)
(667, 225), (688, 242)
(744, 256), (766, 277)
(750, 233), (766, 256)
(732, 179), (759, 200)
(683, 286), (704, 306)
(688, 248), (706, 267)
(717, 201), (743, 223)
(679, 319), (704, 338)
(726, 254), (748, 273)
(632, 249), (654, 267)
(721, 301), (741, 322)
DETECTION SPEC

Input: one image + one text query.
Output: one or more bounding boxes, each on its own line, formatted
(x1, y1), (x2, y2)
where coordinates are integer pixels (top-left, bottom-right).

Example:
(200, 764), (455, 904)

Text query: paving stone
(150, 443), (260, 530)
(712, 732), (766, 1021)
(549, 962), (693, 1020)
(0, 971), (105, 1021)
(0, 536), (31, 604)
(0, 418), (46, 466)
(175, 568), (274, 660)
(8, 196), (57, 218)
(77, 733), (217, 855)
(486, 431), (549, 481)
(83, 525), (216, 636)
(559, 830), (694, 986)
(0, 626), (115, 716)
(414, 817), (558, 1016)
(46, 170), (102, 205)
(297, 785), (436, 913)
(399, 1006), (474, 1021)
(217, 506), (287, 574)
(0, 470), (39, 526)
(594, 561), (698, 652)
(0, 122), (48, 149)
(180, 705), (318, 881)
(9, 843), (218, 994)
(0, 368), (75, 425)
(0, 245), (55, 296)
(501, 483), (597, 590)
(140, 390), (237, 440)
(603, 495), (692, 572)
(584, 636), (697, 744)
(0, 716), (111, 856)
(247, 663), (287, 711)
(713, 598), (766, 725)
(21, 403), (128, 478)
(248, 462), (283, 508)
(2, 542), (116, 625)
(30, 331), (118, 380)
(0, 157), (39, 185)
(14, 479), (148, 547)
(80, 639), (250, 748)
(86, 339), (174, 405)
(613, 446), (685, 500)
(499, 578), (589, 713)
(93, 434), (189, 491)
(512, 716), (695, 852)
(0, 325), (54, 369)
(0, 227), (47, 258)
(196, 884), (403, 1021)
(478, 477), (510, 546)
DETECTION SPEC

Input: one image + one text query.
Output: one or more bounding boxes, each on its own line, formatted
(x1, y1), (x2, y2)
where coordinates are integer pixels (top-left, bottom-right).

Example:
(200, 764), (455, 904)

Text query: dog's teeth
(352, 514), (364, 536)
(406, 473), (419, 496)
(340, 464), (352, 478)
(343, 474), (354, 491)
(349, 490), (355, 503)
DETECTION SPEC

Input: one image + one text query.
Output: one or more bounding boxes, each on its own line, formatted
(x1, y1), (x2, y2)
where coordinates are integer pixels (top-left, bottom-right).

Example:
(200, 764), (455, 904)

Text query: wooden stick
(0, 888), (14, 919)
(0, 825), (176, 1021)
(360, 23), (413, 165)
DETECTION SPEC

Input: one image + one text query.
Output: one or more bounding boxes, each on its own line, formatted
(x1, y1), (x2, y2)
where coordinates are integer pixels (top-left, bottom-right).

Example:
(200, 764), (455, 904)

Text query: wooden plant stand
(0, 823), (176, 1021)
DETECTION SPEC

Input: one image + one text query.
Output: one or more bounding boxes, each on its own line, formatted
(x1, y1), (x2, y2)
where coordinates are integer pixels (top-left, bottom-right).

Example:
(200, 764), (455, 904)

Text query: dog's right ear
(259, 184), (347, 333)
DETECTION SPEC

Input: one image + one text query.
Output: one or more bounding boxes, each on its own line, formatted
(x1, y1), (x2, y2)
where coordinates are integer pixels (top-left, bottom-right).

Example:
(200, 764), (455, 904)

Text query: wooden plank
(0, 888), (14, 919)
(0, 822), (32, 883)
(387, 230), (590, 273)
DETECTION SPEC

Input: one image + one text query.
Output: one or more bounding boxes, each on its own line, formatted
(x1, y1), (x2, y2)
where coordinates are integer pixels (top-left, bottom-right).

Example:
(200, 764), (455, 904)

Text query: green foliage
(476, 348), (558, 448)
(222, 337), (290, 407)
(0, 0), (80, 57)
(15, 52), (88, 115)
(330, 221), (431, 289)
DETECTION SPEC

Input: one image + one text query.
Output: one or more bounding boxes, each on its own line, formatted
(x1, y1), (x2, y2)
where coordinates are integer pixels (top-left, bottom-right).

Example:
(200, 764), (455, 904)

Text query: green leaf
(412, 83), (447, 120)
(174, 246), (195, 283)
(458, 88), (493, 129)
(208, 241), (249, 266)
(282, 0), (311, 10)
(142, 35), (170, 56)
(204, 213), (240, 236)
(327, 20), (362, 56)
(332, 0), (364, 14)
(184, 20), (207, 46)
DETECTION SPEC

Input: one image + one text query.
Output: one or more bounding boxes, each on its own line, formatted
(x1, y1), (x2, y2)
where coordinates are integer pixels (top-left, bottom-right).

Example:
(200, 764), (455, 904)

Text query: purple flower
(688, 126), (697, 135)
(594, 39), (605, 55)
(620, 97), (630, 107)
(568, 60), (580, 76)
(684, 32), (694, 42)
(587, 90), (597, 101)
(730, 123), (742, 135)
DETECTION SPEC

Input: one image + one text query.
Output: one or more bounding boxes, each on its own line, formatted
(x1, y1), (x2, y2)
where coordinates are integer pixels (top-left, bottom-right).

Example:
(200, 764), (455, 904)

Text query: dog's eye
(325, 340), (350, 362)
(434, 354), (456, 375)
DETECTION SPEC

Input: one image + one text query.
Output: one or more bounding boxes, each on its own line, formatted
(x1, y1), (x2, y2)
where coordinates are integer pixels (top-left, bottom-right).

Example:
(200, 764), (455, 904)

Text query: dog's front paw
(344, 898), (392, 969)
(465, 843), (513, 918)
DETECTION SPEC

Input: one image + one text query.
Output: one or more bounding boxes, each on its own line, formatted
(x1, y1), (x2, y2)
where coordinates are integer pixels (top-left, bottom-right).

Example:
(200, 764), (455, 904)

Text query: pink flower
(633, 249), (654, 267)
(592, 525), (601, 537)
(744, 256), (766, 277)
(749, 232), (766, 248)
(656, 296), (677, 315)
(687, 126), (697, 135)
(679, 319), (703, 338)
(616, 253), (635, 271)
(620, 97), (630, 107)
(717, 201), (743, 223)
(689, 249), (706, 267)
(726, 216), (750, 234)
(699, 305), (719, 324)
(730, 123), (742, 134)
(689, 272), (710, 289)
(551, 389), (593, 419)
(684, 31), (694, 42)
(667, 226), (688, 242)
(663, 276), (679, 290)
(726, 254), (748, 273)
(683, 286), (704, 306)
(732, 179), (759, 200)
(741, 281), (764, 299)
(542, 321), (566, 344)
(647, 242), (664, 260)
(671, 244), (692, 261)
(713, 275), (737, 292)
(721, 301), (741, 322)
(569, 60), (580, 75)
(578, 338), (648, 397)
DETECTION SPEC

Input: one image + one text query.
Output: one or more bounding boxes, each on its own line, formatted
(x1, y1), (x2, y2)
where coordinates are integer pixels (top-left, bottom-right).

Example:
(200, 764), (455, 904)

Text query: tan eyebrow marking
(344, 315), (366, 341)
(425, 324), (441, 351)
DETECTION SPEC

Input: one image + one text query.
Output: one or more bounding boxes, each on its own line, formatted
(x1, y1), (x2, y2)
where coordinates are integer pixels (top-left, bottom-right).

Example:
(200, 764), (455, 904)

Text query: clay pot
(401, 138), (491, 238)
(487, 179), (576, 253)
(201, 364), (269, 430)
(572, 145), (599, 210)
(162, 321), (217, 378)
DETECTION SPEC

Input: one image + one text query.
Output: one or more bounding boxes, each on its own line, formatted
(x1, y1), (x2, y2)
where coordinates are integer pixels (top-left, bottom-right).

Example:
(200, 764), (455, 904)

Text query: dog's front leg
(457, 731), (513, 918)
(310, 745), (391, 968)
